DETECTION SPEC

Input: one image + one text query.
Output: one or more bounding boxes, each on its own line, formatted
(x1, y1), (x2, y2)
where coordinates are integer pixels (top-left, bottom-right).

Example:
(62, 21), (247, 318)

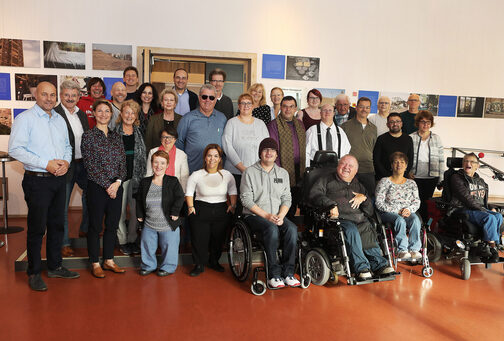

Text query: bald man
(109, 82), (127, 130)
(9, 82), (80, 291)
(400, 94), (420, 135)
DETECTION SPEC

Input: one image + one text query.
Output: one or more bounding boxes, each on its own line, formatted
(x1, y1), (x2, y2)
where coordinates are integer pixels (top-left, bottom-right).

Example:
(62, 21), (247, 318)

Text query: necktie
(326, 127), (333, 150)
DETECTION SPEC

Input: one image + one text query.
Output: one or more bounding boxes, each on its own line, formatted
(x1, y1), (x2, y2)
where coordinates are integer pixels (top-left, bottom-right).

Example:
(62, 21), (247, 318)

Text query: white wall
(1, 0), (504, 214)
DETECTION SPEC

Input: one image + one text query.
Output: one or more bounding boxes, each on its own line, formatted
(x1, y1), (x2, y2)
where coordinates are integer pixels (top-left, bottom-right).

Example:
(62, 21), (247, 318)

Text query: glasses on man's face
(201, 95), (215, 101)
(419, 120), (432, 125)
(210, 79), (224, 83)
(388, 120), (402, 125)
(239, 102), (253, 107)
(161, 136), (175, 141)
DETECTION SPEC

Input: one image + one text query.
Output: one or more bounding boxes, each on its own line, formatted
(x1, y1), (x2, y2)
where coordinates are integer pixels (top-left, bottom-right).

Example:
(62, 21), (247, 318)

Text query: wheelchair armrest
(450, 210), (469, 221)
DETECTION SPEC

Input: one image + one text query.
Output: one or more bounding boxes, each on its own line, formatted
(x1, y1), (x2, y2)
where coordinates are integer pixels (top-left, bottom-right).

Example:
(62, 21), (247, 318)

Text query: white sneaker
(284, 276), (301, 287)
(397, 250), (411, 259)
(358, 271), (372, 280)
(410, 251), (422, 260)
(268, 277), (285, 289)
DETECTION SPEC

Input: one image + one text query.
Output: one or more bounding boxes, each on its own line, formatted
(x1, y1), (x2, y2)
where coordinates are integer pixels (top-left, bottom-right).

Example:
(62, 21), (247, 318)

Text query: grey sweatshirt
(240, 161), (292, 215)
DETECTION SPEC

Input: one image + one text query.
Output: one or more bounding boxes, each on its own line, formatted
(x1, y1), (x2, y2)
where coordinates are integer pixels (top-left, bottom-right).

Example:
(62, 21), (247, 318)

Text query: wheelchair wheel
(460, 259), (471, 280)
(228, 220), (253, 282)
(251, 280), (266, 296)
(305, 250), (330, 286)
(301, 274), (311, 289)
(422, 266), (434, 278)
(427, 233), (442, 262)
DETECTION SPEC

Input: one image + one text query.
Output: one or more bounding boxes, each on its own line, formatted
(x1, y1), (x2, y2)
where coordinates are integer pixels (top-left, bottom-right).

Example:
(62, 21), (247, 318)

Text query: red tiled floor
(1, 212), (504, 340)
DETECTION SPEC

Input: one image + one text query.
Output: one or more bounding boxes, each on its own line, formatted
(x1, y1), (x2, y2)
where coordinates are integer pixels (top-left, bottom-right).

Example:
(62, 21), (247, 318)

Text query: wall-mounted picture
(60, 75), (90, 97)
(438, 95), (457, 117)
(92, 43), (132, 71)
(282, 88), (303, 109)
(286, 56), (320, 81)
(0, 73), (11, 100)
(457, 96), (484, 118)
(0, 39), (41, 68)
(380, 91), (409, 113)
(483, 97), (504, 119)
(262, 54), (285, 79)
(358, 90), (380, 114)
(43, 40), (85, 69)
(316, 88), (345, 106)
(14, 74), (58, 101)
(419, 94), (439, 115)
(0, 108), (12, 134)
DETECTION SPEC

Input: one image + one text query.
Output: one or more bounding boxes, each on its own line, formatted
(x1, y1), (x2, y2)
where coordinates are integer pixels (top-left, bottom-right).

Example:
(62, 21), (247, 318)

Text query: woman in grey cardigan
(115, 100), (147, 255)
(409, 110), (444, 221)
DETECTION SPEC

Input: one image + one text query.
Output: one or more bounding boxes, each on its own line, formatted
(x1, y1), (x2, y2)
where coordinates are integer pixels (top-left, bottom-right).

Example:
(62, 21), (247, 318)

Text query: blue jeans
(380, 212), (421, 252)
(339, 220), (388, 273)
(63, 161), (88, 246)
(464, 209), (502, 242)
(244, 215), (297, 279)
(141, 226), (180, 272)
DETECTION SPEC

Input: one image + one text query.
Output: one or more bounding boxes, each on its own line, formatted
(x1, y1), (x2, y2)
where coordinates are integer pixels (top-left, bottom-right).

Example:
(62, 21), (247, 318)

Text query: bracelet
(188, 206), (194, 209)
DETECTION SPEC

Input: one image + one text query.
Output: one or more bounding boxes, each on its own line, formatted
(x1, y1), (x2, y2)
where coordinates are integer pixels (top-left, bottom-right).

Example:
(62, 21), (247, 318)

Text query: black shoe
(47, 266), (80, 279)
(488, 247), (500, 263)
(139, 269), (154, 276)
(157, 270), (172, 277)
(208, 263), (225, 272)
(190, 265), (204, 277)
(119, 244), (132, 255)
(28, 274), (47, 291)
(130, 243), (140, 255)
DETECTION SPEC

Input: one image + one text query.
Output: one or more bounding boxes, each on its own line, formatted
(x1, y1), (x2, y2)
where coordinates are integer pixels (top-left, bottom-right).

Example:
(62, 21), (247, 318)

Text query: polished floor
(1, 211), (504, 341)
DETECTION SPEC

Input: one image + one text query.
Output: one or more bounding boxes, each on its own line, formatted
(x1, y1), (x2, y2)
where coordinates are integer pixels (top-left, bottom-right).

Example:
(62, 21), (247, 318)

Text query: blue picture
(358, 90), (379, 114)
(262, 54), (285, 79)
(438, 95), (457, 117)
(103, 77), (123, 100)
(0, 73), (11, 100)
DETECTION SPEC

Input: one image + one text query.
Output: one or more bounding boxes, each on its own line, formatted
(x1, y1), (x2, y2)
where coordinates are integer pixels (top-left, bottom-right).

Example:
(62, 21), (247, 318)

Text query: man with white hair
(54, 80), (90, 257)
(334, 94), (356, 126)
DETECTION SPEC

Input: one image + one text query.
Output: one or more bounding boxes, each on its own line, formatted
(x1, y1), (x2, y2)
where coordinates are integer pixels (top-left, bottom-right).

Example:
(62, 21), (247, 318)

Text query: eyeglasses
(308, 96), (320, 101)
(239, 102), (253, 107)
(210, 79), (224, 83)
(388, 120), (402, 125)
(201, 95), (215, 101)
(161, 136), (175, 141)
(419, 120), (432, 125)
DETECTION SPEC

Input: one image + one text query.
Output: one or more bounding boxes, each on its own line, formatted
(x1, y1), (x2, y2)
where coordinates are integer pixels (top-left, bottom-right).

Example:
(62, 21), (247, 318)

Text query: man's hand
(329, 206), (339, 219)
(349, 192), (366, 209)
(265, 213), (283, 226)
(45, 160), (60, 175)
(54, 160), (69, 176)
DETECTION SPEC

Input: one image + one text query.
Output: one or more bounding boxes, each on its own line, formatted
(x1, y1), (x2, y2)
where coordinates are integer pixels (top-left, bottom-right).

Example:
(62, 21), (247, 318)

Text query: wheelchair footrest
(350, 273), (398, 285)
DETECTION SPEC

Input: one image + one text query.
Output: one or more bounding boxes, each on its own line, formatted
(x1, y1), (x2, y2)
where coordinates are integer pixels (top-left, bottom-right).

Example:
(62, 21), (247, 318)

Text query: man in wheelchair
(240, 138), (300, 289)
(449, 153), (502, 262)
(310, 155), (395, 280)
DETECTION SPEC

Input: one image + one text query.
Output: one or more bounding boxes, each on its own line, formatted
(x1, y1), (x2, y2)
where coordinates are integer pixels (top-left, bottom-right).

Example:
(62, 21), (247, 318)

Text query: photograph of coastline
(92, 43), (132, 70)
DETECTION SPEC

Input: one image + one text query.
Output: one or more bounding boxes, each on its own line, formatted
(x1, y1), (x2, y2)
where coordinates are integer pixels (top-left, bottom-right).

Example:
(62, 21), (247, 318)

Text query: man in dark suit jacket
(334, 94), (356, 126)
(173, 68), (198, 115)
(54, 80), (90, 257)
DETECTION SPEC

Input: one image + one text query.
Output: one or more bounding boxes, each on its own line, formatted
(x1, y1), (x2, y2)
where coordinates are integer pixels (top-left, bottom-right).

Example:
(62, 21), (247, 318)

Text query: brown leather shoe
(103, 262), (126, 273)
(61, 246), (75, 257)
(91, 265), (105, 278)
(78, 231), (87, 238)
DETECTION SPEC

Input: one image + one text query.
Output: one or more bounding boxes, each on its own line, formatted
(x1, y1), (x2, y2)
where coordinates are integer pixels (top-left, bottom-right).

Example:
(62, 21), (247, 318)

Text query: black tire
(305, 250), (330, 286)
(228, 220), (252, 282)
(461, 259), (471, 280)
(427, 233), (442, 263)
(301, 274), (311, 289)
(422, 266), (434, 278)
(251, 280), (266, 296)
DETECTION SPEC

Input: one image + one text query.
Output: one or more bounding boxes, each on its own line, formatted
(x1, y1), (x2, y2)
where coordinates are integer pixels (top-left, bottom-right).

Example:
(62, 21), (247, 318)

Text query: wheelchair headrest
(312, 151), (338, 168)
(447, 157), (463, 169)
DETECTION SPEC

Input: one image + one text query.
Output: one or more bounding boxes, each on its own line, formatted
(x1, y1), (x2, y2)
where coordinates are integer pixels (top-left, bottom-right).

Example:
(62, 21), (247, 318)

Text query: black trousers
(86, 181), (123, 263)
(189, 201), (230, 266)
(414, 177), (439, 222)
(22, 174), (66, 275)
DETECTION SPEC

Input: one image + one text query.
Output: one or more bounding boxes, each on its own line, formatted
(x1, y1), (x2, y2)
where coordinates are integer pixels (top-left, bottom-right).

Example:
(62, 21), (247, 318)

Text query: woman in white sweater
(145, 125), (189, 192)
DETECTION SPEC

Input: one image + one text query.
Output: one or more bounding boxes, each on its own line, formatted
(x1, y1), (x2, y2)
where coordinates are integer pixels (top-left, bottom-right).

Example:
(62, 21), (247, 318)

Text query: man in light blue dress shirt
(9, 82), (80, 291)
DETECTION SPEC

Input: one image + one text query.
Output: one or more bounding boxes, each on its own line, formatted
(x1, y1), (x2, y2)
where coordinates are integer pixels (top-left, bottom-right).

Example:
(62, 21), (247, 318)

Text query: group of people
(8, 65), (502, 292)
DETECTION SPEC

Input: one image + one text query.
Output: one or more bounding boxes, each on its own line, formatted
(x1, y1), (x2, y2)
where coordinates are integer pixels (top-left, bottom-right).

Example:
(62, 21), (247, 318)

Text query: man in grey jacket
(240, 138), (300, 289)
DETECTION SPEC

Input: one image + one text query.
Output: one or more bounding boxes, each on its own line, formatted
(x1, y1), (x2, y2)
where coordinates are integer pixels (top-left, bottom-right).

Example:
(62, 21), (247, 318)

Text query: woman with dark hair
(114, 100), (147, 255)
(376, 152), (422, 260)
(136, 150), (185, 276)
(135, 82), (159, 137)
(77, 77), (106, 128)
(145, 126), (189, 192)
(145, 88), (182, 152)
(185, 144), (237, 276)
(81, 99), (126, 278)
(297, 88), (322, 130)
(409, 110), (445, 221)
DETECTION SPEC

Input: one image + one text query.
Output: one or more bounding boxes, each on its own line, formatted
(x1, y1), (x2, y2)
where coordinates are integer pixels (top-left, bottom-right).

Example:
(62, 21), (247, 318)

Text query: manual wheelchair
(299, 151), (398, 286)
(427, 157), (504, 280)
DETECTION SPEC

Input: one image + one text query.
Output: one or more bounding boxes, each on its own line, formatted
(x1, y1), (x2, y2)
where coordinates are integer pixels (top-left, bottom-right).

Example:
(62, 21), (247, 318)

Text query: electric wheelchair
(299, 151), (398, 286)
(427, 157), (504, 280)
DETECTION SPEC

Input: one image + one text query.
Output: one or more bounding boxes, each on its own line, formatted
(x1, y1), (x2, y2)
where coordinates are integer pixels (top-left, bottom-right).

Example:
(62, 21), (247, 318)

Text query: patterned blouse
(375, 177), (421, 214)
(82, 127), (127, 189)
(252, 105), (272, 125)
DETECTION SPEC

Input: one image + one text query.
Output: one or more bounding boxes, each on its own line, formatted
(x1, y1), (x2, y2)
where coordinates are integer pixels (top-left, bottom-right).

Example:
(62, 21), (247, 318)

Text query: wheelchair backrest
(441, 157), (464, 203)
(300, 151), (338, 210)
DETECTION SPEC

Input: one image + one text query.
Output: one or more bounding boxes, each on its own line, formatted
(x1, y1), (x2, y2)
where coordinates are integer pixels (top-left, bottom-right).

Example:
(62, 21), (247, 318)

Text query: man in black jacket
(310, 155), (394, 280)
(450, 153), (502, 261)
(54, 80), (90, 257)
(173, 68), (198, 115)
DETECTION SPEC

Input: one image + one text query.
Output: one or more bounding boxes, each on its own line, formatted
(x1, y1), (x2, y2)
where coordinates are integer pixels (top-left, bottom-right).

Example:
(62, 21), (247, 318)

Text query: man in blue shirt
(9, 82), (80, 291)
(175, 84), (227, 173)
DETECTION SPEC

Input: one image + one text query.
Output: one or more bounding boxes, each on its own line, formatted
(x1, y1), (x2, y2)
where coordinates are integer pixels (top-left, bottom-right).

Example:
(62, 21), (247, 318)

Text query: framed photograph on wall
(92, 43), (132, 71)
(483, 97), (504, 119)
(286, 56), (319, 81)
(43, 40), (85, 69)
(0, 39), (41, 68)
(457, 96), (484, 118)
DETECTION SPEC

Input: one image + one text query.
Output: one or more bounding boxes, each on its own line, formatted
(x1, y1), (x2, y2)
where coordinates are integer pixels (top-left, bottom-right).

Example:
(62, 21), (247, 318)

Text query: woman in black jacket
(136, 150), (185, 276)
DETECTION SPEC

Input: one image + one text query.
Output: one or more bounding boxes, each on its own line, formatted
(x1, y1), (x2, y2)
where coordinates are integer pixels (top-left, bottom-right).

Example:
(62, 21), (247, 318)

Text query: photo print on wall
(43, 40), (85, 69)
(286, 56), (320, 81)
(0, 39), (41, 68)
